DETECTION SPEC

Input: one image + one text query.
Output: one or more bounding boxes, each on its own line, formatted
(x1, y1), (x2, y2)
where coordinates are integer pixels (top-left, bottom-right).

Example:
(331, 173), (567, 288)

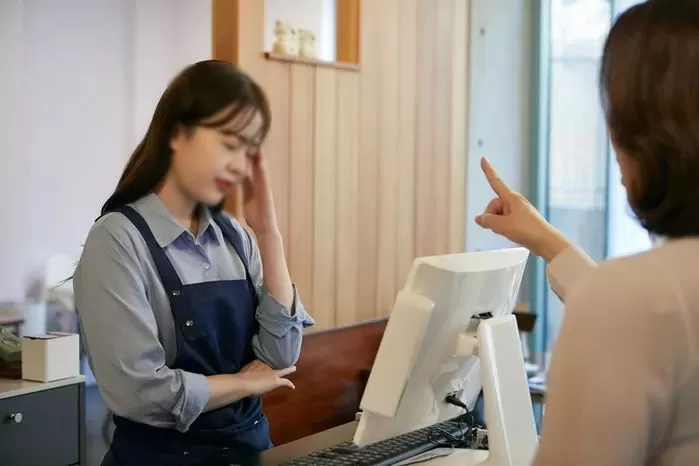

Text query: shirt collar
(131, 193), (219, 247)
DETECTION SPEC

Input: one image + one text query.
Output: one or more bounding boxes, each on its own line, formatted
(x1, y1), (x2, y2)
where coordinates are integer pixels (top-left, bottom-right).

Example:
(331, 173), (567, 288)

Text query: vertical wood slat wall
(213, 0), (469, 330)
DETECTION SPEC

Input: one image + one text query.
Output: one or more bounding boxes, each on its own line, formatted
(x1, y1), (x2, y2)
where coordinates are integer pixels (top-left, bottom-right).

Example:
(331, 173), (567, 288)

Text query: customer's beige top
(534, 239), (699, 466)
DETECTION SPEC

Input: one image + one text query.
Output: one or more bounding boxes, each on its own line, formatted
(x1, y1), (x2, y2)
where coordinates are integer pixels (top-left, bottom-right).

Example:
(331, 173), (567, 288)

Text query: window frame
(530, 0), (620, 358)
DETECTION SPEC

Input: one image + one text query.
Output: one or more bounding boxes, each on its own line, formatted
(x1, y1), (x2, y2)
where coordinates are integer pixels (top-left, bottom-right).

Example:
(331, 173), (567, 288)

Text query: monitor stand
(446, 314), (539, 466)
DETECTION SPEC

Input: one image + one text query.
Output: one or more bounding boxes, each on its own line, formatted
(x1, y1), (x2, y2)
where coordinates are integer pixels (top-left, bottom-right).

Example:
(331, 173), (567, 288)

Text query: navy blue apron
(102, 206), (272, 466)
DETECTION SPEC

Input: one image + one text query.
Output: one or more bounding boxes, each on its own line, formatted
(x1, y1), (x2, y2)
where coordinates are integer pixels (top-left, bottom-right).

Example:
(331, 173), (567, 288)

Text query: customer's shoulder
(599, 239), (699, 280)
(573, 242), (699, 316)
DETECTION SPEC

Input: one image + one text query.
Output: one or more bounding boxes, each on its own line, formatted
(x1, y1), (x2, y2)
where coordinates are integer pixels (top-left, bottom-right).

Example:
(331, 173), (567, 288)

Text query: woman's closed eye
(222, 133), (260, 153)
(223, 140), (244, 152)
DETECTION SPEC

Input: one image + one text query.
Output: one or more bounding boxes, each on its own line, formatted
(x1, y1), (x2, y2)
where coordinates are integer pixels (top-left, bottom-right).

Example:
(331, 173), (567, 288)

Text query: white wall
(264, 0), (336, 62)
(0, 0), (28, 303)
(465, 0), (533, 252)
(0, 0), (211, 301)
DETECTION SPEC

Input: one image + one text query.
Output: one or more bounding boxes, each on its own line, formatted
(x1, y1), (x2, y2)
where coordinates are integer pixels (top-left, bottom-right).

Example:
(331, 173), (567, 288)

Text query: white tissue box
(21, 332), (80, 382)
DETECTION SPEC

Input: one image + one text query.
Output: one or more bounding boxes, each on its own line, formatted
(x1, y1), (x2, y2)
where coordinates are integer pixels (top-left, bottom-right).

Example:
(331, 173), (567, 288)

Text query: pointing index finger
(480, 157), (513, 197)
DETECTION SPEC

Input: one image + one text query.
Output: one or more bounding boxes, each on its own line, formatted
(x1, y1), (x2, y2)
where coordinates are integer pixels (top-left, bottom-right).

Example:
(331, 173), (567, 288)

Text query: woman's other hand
(238, 360), (296, 395)
(474, 157), (571, 262)
(242, 150), (280, 236)
(205, 361), (296, 411)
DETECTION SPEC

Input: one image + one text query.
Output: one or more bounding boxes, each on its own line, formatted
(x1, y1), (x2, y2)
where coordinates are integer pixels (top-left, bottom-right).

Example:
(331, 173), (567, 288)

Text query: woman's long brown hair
(101, 60), (271, 215)
(600, 0), (699, 238)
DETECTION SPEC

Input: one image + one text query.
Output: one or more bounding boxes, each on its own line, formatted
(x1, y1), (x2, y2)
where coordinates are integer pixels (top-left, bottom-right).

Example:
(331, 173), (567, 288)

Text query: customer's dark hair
(101, 60), (271, 215)
(600, 0), (699, 238)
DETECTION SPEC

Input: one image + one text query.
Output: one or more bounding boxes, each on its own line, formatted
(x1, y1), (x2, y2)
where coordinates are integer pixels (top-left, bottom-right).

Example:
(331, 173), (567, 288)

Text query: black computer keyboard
(280, 416), (473, 466)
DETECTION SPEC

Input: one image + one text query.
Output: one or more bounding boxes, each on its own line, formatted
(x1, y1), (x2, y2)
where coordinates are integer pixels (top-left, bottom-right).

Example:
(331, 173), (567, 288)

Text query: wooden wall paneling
(414, 0), (437, 258)
(396, 0), (418, 286)
(312, 67), (338, 330)
(211, 0), (239, 64)
(334, 71), (360, 326)
(264, 60), (292, 251)
(289, 64), (316, 320)
(433, 0), (454, 255)
(375, 0), (401, 317)
(336, 0), (361, 64)
(213, 0), (471, 328)
(234, 0), (266, 82)
(395, 0), (418, 289)
(450, 0), (469, 253)
(356, 0), (380, 322)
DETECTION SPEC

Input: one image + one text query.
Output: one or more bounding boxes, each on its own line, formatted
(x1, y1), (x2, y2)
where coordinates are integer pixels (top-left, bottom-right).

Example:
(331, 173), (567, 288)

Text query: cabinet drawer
(0, 385), (80, 466)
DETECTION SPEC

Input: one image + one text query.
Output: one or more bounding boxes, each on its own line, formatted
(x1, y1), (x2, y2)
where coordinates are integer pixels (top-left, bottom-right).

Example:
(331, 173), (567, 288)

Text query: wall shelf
(264, 52), (360, 72)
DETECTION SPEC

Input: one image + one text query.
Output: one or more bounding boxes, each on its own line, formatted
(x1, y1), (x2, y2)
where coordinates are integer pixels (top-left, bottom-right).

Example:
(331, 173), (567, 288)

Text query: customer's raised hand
(475, 157), (571, 262)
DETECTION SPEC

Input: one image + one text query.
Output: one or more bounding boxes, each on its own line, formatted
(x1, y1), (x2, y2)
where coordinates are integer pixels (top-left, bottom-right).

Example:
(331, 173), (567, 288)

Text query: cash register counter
(258, 316), (521, 464)
(261, 421), (357, 465)
(261, 421), (489, 465)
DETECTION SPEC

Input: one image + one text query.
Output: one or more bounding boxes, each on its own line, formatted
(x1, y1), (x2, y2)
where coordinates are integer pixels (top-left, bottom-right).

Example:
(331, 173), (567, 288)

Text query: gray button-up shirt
(74, 193), (314, 432)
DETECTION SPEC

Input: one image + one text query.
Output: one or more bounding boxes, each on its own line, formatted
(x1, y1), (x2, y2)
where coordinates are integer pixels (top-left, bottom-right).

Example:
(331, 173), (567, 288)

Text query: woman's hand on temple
(474, 157), (571, 262)
(242, 150), (280, 236)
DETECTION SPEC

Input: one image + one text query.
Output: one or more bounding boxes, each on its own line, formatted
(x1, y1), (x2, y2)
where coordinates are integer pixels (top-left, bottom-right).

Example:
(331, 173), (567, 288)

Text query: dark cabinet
(0, 382), (85, 466)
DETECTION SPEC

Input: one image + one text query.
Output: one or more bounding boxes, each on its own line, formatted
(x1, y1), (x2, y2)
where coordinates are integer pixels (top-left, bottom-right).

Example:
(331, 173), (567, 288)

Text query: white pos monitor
(354, 248), (538, 466)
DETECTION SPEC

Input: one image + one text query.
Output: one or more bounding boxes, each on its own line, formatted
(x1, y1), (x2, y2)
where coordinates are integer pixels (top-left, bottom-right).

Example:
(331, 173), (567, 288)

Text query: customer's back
(647, 240), (699, 464)
(569, 239), (699, 465)
(531, 1), (699, 464)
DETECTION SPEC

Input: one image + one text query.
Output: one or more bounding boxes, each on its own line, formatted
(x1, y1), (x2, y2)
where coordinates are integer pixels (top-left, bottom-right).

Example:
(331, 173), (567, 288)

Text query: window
(535, 0), (649, 356)
(543, 0), (611, 351)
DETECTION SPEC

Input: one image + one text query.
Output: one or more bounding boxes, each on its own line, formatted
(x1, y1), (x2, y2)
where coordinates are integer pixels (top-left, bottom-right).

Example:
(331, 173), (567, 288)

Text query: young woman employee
(74, 60), (314, 466)
(476, 1), (699, 464)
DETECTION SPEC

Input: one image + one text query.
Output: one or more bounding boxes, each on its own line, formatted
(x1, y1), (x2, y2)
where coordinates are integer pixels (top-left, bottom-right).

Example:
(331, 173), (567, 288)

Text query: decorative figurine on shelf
(298, 29), (317, 59)
(272, 20), (299, 56)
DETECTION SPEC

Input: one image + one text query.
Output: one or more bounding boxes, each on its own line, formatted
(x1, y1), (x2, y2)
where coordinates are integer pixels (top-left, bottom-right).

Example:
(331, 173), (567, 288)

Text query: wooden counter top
(0, 375), (85, 400)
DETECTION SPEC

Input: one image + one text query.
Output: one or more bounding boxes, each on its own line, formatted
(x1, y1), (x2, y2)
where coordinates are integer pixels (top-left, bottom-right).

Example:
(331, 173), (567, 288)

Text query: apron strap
(112, 206), (184, 293)
(212, 212), (258, 305)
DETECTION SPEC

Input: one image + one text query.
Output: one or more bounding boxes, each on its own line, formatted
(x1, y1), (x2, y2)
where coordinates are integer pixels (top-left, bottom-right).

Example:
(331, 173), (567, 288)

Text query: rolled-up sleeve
(74, 219), (209, 432)
(238, 226), (314, 369)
